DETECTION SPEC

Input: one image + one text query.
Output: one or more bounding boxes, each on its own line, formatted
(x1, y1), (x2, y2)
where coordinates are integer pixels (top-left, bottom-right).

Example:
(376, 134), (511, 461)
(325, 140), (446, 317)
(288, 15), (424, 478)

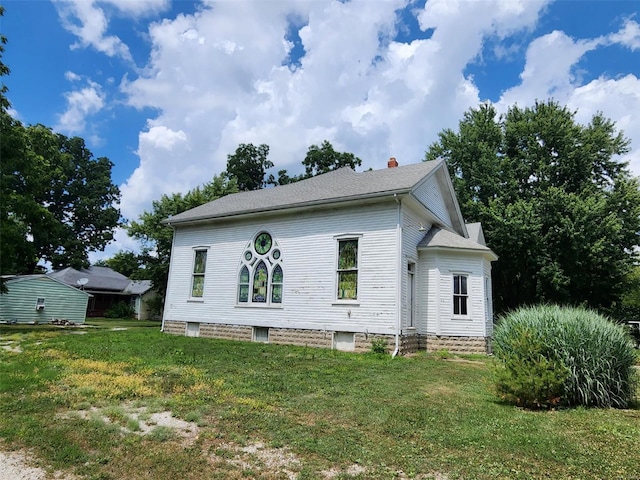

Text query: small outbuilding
(0, 275), (91, 324)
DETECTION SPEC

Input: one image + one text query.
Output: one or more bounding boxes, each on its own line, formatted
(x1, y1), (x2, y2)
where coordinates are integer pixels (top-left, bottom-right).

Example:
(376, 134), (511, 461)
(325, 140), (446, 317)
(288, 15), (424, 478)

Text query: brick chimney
(387, 157), (398, 168)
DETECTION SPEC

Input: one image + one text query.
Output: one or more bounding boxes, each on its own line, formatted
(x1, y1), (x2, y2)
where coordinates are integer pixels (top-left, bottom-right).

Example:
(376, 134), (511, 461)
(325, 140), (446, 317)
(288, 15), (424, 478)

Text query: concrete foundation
(163, 320), (491, 354)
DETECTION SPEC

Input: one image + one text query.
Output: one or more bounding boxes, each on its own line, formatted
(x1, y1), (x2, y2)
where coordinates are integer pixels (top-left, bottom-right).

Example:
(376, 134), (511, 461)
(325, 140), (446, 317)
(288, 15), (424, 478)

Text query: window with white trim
(453, 274), (468, 315)
(191, 249), (207, 297)
(237, 231), (283, 306)
(35, 297), (45, 310)
(337, 238), (358, 300)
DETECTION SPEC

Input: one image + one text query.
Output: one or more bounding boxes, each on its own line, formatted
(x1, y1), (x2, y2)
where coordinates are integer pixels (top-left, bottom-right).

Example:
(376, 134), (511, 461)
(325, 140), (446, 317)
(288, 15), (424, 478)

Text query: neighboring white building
(162, 159), (497, 354)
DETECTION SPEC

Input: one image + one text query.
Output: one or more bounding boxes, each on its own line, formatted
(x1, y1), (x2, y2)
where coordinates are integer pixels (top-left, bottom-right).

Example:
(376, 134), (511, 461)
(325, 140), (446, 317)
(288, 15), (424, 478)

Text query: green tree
(225, 143), (273, 191)
(302, 140), (362, 177)
(5, 124), (121, 273)
(94, 251), (145, 279)
(0, 6), (9, 112)
(127, 174), (237, 307)
(0, 5), (15, 292)
(426, 101), (640, 314)
(269, 140), (362, 185)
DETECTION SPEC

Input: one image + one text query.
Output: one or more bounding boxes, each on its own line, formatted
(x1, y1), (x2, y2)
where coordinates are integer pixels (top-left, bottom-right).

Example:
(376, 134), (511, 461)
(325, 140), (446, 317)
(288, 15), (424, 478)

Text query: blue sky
(3, 0), (640, 261)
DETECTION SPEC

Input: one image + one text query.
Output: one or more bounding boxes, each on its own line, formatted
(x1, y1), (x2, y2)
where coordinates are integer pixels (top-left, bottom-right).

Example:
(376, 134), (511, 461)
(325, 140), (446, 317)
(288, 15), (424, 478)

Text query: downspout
(392, 194), (402, 358)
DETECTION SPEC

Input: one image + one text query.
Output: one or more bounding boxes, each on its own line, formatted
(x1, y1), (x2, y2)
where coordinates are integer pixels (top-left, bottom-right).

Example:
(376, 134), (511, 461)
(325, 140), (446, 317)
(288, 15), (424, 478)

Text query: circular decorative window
(244, 251), (252, 261)
(272, 249), (281, 260)
(254, 232), (272, 255)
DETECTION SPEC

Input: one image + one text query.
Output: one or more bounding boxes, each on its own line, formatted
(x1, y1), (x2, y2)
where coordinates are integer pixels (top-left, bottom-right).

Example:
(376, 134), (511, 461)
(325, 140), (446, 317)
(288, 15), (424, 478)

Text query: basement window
(253, 327), (269, 343)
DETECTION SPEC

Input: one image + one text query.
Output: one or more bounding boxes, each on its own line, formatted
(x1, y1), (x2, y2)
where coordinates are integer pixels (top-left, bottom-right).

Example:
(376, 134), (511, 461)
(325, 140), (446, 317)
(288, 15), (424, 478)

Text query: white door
(407, 262), (415, 328)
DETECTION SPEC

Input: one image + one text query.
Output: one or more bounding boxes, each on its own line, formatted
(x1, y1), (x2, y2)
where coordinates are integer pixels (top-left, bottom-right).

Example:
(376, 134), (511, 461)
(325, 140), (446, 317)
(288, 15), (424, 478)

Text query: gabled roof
(123, 280), (153, 295)
(418, 226), (497, 260)
(465, 222), (486, 246)
(48, 266), (130, 292)
(165, 161), (442, 225)
(2, 274), (92, 297)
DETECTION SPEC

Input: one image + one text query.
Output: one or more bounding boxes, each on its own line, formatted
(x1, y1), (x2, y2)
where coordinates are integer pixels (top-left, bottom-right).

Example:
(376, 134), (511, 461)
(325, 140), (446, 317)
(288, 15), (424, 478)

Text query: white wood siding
(0, 277), (89, 324)
(400, 209), (433, 332)
(412, 175), (452, 227)
(483, 259), (494, 336)
(164, 202), (400, 335)
(419, 250), (488, 337)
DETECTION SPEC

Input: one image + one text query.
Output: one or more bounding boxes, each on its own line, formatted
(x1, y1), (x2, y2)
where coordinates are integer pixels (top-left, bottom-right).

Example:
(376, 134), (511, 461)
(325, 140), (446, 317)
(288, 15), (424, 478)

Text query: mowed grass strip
(0, 322), (638, 480)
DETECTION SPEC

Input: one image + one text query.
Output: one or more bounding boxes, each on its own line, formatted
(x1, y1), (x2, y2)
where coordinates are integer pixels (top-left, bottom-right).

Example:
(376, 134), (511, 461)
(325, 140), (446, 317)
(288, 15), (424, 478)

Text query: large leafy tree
(225, 143), (273, 191)
(270, 140), (362, 185)
(1, 123), (121, 273)
(426, 101), (640, 314)
(127, 174), (237, 308)
(302, 140), (362, 177)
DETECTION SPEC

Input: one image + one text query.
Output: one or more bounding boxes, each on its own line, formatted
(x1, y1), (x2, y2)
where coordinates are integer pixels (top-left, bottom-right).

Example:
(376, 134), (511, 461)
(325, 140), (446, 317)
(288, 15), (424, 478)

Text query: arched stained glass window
(238, 266), (250, 303)
(252, 261), (268, 303)
(238, 231), (284, 306)
(271, 265), (283, 303)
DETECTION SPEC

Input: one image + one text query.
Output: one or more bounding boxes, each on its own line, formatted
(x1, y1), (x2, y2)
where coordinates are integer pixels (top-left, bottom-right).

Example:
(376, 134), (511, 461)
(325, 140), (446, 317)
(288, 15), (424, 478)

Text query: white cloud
(55, 80), (105, 134)
(608, 19), (640, 51)
(496, 18), (640, 178)
(119, 125), (191, 220)
(54, 0), (132, 61)
(119, 0), (551, 222)
(497, 30), (601, 108)
(103, 0), (170, 17)
(64, 71), (82, 82)
(568, 74), (640, 178)
(88, 227), (142, 264)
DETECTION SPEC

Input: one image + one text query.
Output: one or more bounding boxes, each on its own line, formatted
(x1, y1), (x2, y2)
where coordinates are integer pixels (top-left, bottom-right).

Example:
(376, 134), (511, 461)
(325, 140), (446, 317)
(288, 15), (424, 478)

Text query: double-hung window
(191, 249), (207, 298)
(453, 274), (468, 315)
(337, 239), (358, 300)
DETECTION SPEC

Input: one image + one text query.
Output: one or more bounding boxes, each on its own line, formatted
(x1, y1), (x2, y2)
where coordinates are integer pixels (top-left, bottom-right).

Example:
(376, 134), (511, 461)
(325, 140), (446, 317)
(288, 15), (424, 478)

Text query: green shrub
(370, 337), (388, 354)
(493, 305), (638, 409)
(104, 302), (135, 319)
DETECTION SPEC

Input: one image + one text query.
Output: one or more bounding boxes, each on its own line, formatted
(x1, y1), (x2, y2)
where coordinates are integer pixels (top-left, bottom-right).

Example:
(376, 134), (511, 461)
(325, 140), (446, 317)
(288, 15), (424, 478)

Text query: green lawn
(0, 322), (638, 479)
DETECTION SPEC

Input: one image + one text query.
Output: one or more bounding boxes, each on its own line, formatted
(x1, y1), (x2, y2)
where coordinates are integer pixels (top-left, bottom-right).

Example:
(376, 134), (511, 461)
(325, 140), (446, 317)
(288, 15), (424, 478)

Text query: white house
(161, 159), (497, 354)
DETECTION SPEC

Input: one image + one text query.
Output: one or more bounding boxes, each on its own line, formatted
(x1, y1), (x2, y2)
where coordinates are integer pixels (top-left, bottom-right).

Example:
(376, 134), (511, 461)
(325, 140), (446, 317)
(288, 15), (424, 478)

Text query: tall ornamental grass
(493, 305), (638, 409)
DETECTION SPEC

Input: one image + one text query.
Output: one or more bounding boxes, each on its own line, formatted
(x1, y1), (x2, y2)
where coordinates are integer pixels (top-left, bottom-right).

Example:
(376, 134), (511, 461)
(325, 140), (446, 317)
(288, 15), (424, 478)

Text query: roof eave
(164, 188), (413, 227)
(418, 245), (499, 261)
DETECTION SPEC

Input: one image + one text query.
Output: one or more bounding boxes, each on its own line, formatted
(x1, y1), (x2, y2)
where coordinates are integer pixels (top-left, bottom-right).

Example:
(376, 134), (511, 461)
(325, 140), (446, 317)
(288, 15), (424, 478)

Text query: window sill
(452, 315), (472, 320)
(235, 304), (284, 309)
(187, 298), (205, 303)
(332, 300), (360, 306)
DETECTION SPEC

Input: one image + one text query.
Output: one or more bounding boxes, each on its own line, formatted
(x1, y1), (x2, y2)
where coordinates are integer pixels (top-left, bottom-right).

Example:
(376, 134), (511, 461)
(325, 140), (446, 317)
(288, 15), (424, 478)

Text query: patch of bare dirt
(0, 342), (22, 353)
(209, 441), (301, 480)
(0, 450), (79, 480)
(60, 406), (200, 445)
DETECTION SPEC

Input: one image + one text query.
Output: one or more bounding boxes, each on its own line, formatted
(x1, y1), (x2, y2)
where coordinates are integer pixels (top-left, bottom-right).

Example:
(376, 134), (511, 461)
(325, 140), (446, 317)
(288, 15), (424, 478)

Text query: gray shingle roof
(123, 280), (153, 295)
(465, 222), (485, 246)
(418, 226), (497, 259)
(165, 161), (442, 225)
(48, 266), (130, 292)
